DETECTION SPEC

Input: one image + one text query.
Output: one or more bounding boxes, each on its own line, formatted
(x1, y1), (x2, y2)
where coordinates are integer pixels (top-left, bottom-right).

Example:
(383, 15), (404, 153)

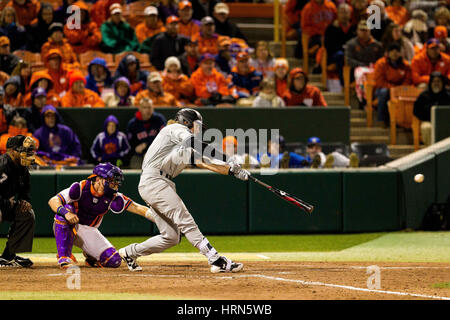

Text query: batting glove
(228, 162), (250, 181)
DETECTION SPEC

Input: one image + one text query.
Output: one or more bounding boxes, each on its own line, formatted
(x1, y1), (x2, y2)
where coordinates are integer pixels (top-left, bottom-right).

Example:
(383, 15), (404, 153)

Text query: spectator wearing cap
(100, 3), (139, 54)
(102, 76), (134, 107)
(25, 2), (55, 53)
(283, 67), (327, 106)
(385, 0), (408, 27)
(190, 53), (235, 106)
(230, 51), (263, 106)
(215, 36), (236, 77)
(324, 3), (356, 85)
(135, 6), (166, 43)
(252, 78), (286, 108)
(380, 23), (415, 62)
(23, 69), (60, 107)
(222, 136), (259, 169)
(411, 38), (450, 87)
(0, 115), (39, 154)
(257, 136), (308, 169)
(61, 70), (105, 108)
(413, 71), (450, 146)
(178, 38), (199, 76)
(134, 71), (181, 107)
(0, 6), (27, 52)
(43, 49), (70, 96)
(22, 87), (48, 133)
(367, 0), (393, 42)
(212, 2), (247, 42)
(191, 0), (218, 21)
(373, 43), (412, 127)
(250, 41), (276, 79)
(3, 75), (22, 107)
(113, 53), (149, 96)
(300, 0), (337, 59)
(5, 0), (40, 27)
(192, 16), (219, 55)
(0, 85), (18, 134)
(434, 26), (450, 55)
(149, 15), (190, 71)
(0, 36), (19, 75)
(403, 9), (429, 48)
(85, 57), (114, 96)
(63, 1), (102, 55)
(162, 56), (194, 106)
(306, 136), (358, 168)
(90, 0), (123, 27)
(178, 0), (201, 39)
(126, 97), (166, 168)
(41, 22), (80, 69)
(274, 58), (289, 97)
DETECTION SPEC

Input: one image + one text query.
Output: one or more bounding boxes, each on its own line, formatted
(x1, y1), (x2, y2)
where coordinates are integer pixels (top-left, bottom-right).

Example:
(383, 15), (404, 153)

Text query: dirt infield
(1, 261), (449, 300)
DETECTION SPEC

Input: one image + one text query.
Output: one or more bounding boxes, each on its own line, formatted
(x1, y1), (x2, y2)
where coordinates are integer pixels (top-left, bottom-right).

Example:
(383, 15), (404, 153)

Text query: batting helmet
(93, 162), (124, 195)
(175, 108), (205, 129)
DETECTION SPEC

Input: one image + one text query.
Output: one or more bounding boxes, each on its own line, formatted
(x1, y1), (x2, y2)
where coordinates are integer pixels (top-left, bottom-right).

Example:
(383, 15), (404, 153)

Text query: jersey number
(0, 173), (7, 184)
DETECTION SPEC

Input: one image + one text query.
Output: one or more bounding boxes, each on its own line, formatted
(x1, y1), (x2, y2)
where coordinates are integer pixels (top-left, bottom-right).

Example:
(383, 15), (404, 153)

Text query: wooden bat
(249, 175), (314, 214)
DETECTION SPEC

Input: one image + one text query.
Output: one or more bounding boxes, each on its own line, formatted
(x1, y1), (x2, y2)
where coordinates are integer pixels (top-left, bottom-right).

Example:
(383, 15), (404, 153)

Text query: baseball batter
(48, 163), (155, 269)
(119, 108), (250, 273)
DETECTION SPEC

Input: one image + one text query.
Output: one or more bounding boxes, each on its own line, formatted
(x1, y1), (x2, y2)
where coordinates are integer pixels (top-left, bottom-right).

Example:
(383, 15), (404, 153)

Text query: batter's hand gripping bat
(248, 175), (314, 214)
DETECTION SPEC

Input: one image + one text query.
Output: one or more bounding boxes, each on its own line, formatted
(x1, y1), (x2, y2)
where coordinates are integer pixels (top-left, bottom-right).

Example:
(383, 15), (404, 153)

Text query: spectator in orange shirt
(283, 67), (327, 107)
(162, 56), (194, 106)
(135, 6), (166, 43)
(284, 0), (309, 40)
(61, 71), (105, 108)
(23, 69), (61, 107)
(300, 0), (337, 59)
(434, 26), (450, 55)
(63, 1), (102, 55)
(6, 0), (40, 27)
(230, 51), (263, 106)
(43, 49), (70, 97)
(274, 58), (290, 97)
(385, 0), (409, 27)
(3, 75), (22, 107)
(134, 71), (181, 107)
(178, 0), (201, 39)
(373, 43), (412, 127)
(190, 53), (235, 106)
(411, 38), (450, 88)
(41, 23), (80, 69)
(192, 16), (219, 55)
(0, 115), (39, 154)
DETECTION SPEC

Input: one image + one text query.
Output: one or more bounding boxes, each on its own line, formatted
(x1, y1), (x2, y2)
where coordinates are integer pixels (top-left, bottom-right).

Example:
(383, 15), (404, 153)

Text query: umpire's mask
(17, 136), (37, 167)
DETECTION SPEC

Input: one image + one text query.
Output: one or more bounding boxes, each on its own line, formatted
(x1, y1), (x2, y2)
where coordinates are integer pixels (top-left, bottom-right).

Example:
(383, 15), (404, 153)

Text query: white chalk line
(256, 254), (270, 260)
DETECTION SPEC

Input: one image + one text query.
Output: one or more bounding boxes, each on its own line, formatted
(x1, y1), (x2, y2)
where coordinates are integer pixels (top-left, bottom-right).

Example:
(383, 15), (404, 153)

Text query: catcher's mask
(7, 135), (36, 167)
(91, 162), (124, 196)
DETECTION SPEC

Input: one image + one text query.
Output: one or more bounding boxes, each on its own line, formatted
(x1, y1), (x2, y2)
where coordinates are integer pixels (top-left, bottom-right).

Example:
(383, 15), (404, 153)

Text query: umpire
(0, 135), (36, 268)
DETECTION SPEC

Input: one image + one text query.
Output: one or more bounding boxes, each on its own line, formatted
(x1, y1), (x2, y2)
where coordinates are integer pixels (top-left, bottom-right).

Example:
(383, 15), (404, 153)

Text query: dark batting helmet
(175, 108), (205, 129)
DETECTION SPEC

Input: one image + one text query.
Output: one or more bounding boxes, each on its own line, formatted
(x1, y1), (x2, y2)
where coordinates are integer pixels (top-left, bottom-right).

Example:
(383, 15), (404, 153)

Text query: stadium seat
(350, 142), (392, 167)
(387, 85), (423, 146)
(79, 51), (115, 73)
(13, 50), (44, 72)
(284, 142), (306, 156)
(343, 57), (352, 106)
(321, 46), (327, 90)
(321, 142), (350, 157)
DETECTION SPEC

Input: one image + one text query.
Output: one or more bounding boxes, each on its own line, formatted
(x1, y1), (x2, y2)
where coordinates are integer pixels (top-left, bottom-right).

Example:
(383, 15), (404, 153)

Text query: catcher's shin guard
(54, 214), (75, 266)
(99, 247), (121, 268)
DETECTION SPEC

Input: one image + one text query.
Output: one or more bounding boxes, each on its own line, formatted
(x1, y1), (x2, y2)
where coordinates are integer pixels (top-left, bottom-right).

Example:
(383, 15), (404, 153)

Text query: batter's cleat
(119, 247), (142, 272)
(210, 256), (244, 273)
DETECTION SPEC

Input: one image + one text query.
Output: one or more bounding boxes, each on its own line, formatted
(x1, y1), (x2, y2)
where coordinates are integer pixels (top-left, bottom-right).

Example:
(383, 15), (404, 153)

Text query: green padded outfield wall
(57, 107), (350, 161)
(342, 169), (399, 232)
(432, 106), (450, 143)
(435, 145), (450, 203)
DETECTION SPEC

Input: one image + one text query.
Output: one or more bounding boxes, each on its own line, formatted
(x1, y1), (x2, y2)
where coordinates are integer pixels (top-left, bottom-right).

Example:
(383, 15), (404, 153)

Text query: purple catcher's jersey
(56, 179), (132, 228)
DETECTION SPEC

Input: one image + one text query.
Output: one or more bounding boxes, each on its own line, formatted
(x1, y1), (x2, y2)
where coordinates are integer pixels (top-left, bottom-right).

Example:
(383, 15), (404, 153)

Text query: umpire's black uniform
(0, 136), (35, 267)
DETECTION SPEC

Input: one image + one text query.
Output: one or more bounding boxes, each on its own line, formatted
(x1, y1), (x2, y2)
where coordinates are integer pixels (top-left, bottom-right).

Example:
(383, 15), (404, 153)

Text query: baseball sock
(198, 237), (220, 265)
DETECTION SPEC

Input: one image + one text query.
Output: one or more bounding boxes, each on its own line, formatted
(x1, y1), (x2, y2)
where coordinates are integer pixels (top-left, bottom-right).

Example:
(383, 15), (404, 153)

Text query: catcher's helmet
(92, 162), (124, 194)
(175, 108), (205, 129)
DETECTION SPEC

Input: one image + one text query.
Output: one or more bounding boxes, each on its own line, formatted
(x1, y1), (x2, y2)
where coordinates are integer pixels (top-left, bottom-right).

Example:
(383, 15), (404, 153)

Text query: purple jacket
(34, 105), (82, 160)
(90, 115), (131, 162)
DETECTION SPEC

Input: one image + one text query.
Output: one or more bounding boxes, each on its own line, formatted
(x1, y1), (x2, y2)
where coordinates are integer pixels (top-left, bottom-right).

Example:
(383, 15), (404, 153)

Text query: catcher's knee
(99, 247), (121, 268)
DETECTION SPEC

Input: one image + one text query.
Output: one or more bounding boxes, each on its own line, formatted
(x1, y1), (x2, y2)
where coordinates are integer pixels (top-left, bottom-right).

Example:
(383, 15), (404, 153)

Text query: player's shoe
(210, 256), (244, 273)
(84, 255), (102, 268)
(0, 257), (19, 267)
(119, 247), (142, 272)
(311, 155), (321, 168)
(0, 255), (33, 268)
(349, 152), (359, 168)
(324, 154), (334, 168)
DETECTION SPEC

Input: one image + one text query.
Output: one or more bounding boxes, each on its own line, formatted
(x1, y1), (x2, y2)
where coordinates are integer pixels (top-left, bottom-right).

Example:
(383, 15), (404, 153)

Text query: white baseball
(414, 174), (424, 183)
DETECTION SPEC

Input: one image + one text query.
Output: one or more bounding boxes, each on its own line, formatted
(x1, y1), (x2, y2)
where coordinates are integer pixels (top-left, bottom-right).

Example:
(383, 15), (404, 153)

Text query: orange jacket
(6, 0), (40, 26)
(283, 85), (327, 107)
(178, 20), (201, 39)
(301, 0), (337, 37)
(23, 70), (61, 107)
(41, 39), (80, 69)
(90, 0), (122, 27)
(64, 22), (102, 55)
(285, 0), (302, 27)
(190, 67), (231, 102)
(385, 5), (409, 27)
(374, 57), (412, 89)
(162, 73), (195, 105)
(192, 32), (219, 55)
(0, 126), (39, 154)
(43, 49), (71, 96)
(411, 51), (450, 85)
(4, 92), (23, 108)
(134, 89), (182, 108)
(61, 88), (105, 108)
(135, 21), (166, 43)
(276, 77), (288, 98)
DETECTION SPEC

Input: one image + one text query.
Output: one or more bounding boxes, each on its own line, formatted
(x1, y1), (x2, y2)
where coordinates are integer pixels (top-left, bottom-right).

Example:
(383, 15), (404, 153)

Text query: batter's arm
(195, 161), (230, 175)
(126, 201), (156, 223)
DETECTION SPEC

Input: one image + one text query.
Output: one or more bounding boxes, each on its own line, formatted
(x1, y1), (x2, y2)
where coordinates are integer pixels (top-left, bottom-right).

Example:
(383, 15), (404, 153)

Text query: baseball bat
(248, 175), (314, 214)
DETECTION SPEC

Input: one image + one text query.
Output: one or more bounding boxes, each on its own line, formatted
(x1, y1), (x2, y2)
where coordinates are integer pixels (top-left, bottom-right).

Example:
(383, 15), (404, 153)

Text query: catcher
(119, 108), (249, 273)
(48, 162), (155, 269)
(0, 135), (36, 268)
